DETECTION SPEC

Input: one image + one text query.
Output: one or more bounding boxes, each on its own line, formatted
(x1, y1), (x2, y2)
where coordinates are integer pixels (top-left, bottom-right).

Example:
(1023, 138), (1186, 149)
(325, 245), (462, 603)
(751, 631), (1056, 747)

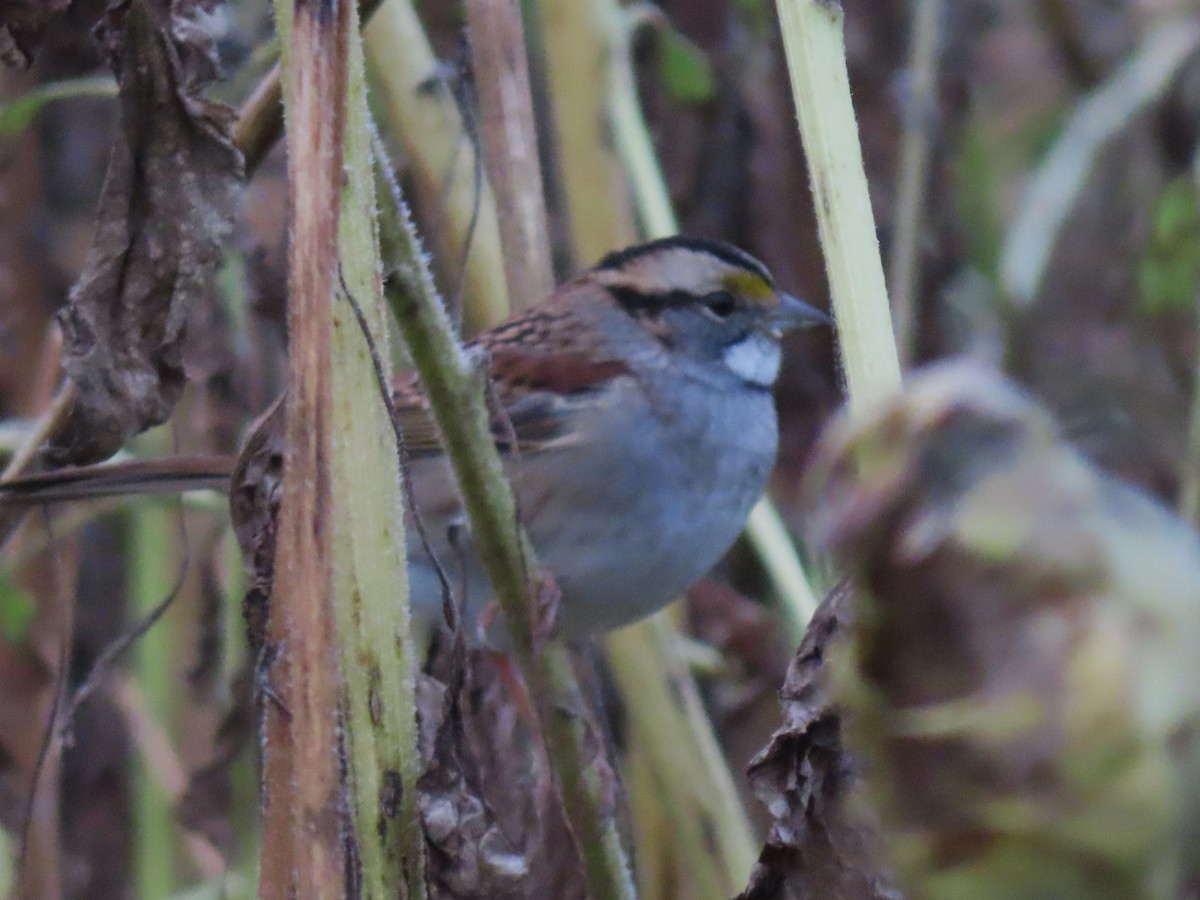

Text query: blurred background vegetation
(1, 0), (1199, 897)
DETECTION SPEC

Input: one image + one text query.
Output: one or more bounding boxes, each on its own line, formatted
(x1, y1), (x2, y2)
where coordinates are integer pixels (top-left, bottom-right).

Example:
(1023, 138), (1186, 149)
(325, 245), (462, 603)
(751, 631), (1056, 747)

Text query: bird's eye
(702, 291), (738, 319)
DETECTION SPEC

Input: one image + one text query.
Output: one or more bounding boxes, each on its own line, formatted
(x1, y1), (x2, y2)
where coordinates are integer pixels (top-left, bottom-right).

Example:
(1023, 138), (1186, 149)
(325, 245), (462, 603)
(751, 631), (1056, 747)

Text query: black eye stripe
(608, 286), (750, 322)
(607, 286), (698, 315)
(703, 290), (738, 317)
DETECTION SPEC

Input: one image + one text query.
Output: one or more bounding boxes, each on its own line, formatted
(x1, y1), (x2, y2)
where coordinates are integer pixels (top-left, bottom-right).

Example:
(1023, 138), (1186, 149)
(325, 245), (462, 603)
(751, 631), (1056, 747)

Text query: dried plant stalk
(774, 0), (901, 407)
(464, 0), (554, 308)
(258, 0), (351, 894)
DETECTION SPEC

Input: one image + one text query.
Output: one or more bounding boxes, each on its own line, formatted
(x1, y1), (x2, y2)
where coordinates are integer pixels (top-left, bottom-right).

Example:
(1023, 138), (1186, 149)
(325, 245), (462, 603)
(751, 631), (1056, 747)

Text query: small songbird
(1, 237), (829, 644)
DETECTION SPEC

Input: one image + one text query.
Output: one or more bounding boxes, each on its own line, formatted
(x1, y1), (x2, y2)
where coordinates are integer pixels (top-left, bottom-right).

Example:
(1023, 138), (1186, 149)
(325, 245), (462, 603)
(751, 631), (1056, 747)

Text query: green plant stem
(607, 618), (760, 895)
(602, 0), (675, 239)
(745, 500), (820, 631)
(0, 76), (116, 137)
(888, 0), (942, 368)
(131, 490), (176, 900)
(1181, 154), (1200, 528)
(775, 0), (902, 407)
(330, 2), (428, 896)
(374, 140), (636, 900)
(386, 8), (630, 889)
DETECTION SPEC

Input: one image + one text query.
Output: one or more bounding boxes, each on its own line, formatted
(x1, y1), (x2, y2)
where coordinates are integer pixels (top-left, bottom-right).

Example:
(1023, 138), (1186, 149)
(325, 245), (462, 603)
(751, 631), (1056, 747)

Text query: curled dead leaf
(50, 0), (242, 465)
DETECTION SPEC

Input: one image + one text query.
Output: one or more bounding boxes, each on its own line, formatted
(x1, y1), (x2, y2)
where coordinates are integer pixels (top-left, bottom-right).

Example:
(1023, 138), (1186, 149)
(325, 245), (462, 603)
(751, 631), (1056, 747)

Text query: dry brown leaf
(49, 0), (242, 465)
(738, 583), (899, 900)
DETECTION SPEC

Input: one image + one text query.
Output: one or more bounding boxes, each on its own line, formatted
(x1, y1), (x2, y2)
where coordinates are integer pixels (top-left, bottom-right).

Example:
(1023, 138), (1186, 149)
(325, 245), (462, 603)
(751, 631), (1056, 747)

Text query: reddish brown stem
(257, 0), (352, 896)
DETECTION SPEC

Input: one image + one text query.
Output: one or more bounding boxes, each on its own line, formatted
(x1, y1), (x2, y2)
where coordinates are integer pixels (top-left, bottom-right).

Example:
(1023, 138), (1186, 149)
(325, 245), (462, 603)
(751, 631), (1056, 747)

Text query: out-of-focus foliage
(0, 570), (33, 643)
(0, 75), (114, 136)
(655, 25), (715, 105)
(803, 362), (1200, 900)
(1138, 175), (1200, 316)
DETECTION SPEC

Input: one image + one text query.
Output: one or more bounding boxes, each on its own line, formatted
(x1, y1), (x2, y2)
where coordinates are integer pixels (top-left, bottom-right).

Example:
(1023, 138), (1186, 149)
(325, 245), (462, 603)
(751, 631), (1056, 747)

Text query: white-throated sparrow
(2, 236), (829, 643)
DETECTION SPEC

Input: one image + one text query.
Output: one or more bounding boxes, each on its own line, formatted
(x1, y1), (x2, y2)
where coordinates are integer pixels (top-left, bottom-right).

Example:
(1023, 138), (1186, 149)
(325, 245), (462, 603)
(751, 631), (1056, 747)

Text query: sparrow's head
(591, 236), (829, 388)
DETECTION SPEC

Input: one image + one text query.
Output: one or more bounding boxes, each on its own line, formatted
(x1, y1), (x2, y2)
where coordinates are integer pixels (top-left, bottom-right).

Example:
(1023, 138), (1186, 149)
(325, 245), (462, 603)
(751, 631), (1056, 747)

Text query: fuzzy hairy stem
(374, 138), (637, 900)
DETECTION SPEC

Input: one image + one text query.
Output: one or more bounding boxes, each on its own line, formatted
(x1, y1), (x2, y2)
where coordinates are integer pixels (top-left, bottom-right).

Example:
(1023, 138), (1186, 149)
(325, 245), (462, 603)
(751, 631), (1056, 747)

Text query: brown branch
(464, 0), (554, 308)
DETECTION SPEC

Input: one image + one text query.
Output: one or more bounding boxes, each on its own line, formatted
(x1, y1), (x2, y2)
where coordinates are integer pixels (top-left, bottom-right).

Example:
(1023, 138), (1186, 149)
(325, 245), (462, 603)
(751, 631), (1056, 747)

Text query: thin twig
(888, 0), (943, 368)
(0, 384), (76, 546)
(464, 0), (555, 308)
(61, 518), (189, 726)
(1180, 153), (1200, 527)
(17, 508), (73, 900)
(364, 0), (510, 330)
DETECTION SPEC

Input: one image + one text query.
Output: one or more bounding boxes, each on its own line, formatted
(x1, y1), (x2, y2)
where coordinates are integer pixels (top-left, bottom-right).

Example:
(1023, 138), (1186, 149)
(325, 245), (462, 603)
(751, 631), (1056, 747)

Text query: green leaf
(657, 27), (715, 106)
(1137, 176), (1200, 316)
(0, 571), (35, 644)
(731, 0), (771, 34)
(0, 76), (116, 138)
(953, 121), (1003, 279)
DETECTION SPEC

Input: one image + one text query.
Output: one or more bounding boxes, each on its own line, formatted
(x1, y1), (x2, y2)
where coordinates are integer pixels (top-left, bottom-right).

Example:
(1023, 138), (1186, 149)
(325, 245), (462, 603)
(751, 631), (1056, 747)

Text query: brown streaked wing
(389, 341), (630, 457)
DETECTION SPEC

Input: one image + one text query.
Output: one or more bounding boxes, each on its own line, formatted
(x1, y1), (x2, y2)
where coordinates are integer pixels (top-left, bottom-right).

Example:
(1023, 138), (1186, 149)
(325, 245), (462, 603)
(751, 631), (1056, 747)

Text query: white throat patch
(723, 333), (781, 388)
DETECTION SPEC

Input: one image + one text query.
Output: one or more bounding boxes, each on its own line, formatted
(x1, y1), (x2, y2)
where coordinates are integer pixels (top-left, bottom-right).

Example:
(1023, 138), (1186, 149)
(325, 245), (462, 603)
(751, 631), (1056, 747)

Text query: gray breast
(518, 373), (777, 637)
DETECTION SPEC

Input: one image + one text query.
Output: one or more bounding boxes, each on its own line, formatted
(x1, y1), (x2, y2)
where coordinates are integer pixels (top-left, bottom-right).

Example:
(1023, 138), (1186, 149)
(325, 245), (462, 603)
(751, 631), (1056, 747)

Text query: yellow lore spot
(723, 270), (776, 304)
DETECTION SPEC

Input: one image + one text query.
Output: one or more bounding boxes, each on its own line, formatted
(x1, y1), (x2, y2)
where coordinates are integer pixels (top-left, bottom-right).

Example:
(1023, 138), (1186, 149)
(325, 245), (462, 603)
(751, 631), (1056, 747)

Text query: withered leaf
(738, 583), (900, 900)
(50, 0), (242, 465)
(0, 0), (69, 68)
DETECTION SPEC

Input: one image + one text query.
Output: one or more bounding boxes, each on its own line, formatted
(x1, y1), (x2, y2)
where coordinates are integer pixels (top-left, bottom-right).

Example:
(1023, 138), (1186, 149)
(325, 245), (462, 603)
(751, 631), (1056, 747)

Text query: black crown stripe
(594, 236), (771, 283)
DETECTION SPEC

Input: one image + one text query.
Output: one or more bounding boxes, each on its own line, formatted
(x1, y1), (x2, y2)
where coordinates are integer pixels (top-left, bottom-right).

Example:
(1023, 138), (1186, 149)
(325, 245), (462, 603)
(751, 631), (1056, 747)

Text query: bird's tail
(0, 455), (237, 504)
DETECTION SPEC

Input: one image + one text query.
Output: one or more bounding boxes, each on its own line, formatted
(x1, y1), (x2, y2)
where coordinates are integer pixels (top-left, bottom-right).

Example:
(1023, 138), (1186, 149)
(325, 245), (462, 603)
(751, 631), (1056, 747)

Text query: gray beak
(772, 292), (832, 332)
